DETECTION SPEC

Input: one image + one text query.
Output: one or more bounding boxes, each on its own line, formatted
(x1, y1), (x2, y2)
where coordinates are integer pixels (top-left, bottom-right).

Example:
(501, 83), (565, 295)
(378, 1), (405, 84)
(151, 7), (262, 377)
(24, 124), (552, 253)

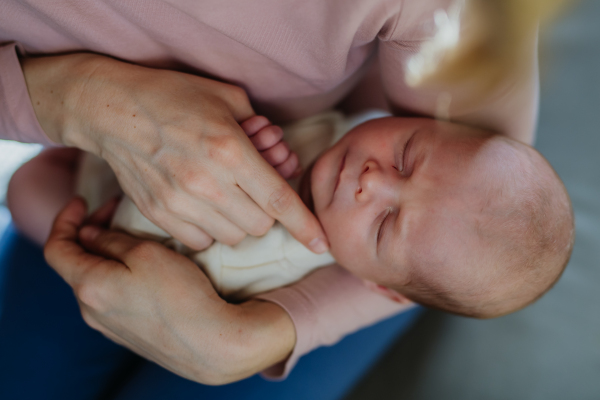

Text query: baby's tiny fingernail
(309, 237), (329, 254)
(80, 225), (101, 241)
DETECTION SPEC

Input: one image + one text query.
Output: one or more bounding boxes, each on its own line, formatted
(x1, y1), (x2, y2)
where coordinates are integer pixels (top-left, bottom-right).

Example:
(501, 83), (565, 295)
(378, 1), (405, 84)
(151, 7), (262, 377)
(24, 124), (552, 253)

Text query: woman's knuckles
(218, 230), (247, 246)
(187, 234), (215, 250)
(267, 185), (295, 216)
(77, 280), (111, 314)
(205, 134), (245, 166)
(247, 216), (275, 237)
(223, 85), (251, 107)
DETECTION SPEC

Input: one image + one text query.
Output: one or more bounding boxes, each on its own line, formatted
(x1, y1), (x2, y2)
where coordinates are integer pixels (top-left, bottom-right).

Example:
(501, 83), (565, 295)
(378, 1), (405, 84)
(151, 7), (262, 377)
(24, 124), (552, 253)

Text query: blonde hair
(408, 0), (572, 98)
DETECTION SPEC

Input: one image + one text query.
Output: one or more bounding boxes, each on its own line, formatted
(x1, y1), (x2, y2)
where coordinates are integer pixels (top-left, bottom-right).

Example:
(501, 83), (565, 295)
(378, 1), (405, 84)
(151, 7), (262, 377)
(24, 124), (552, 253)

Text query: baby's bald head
(394, 136), (574, 318)
(312, 116), (573, 319)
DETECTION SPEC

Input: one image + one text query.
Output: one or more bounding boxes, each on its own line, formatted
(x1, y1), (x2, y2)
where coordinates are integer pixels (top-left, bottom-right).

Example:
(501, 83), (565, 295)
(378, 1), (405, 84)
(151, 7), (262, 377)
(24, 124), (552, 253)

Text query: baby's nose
(356, 161), (396, 201)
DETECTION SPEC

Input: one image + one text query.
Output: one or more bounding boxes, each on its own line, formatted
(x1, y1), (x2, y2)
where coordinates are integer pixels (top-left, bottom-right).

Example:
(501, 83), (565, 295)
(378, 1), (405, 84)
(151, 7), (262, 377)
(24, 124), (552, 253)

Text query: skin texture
(21, 53), (327, 253)
(311, 117), (521, 298)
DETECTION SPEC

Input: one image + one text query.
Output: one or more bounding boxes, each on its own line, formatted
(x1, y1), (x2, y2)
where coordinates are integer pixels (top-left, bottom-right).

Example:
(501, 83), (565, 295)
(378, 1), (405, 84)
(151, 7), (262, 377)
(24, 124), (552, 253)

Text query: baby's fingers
(240, 115), (299, 179)
(276, 152), (300, 180)
(241, 115), (271, 137)
(249, 125), (284, 151)
(260, 141), (292, 166)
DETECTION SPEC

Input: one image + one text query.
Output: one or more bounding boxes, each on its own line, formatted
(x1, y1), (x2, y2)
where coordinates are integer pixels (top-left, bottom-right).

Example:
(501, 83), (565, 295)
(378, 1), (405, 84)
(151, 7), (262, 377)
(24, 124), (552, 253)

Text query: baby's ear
(363, 280), (413, 304)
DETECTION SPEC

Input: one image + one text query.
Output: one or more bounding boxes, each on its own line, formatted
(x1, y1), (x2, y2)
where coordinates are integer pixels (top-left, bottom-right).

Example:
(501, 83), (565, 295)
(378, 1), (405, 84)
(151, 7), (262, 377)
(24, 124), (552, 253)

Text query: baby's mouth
(299, 162), (315, 214)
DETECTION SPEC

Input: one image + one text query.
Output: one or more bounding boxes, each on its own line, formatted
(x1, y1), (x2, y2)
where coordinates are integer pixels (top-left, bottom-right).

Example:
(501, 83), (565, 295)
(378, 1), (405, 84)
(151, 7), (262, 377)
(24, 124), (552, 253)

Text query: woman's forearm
(203, 300), (296, 385)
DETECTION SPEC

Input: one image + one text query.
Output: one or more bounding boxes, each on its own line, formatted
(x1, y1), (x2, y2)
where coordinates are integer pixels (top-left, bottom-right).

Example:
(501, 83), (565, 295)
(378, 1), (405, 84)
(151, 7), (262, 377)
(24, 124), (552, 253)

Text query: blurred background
(0, 0), (598, 399)
(346, 0), (600, 398)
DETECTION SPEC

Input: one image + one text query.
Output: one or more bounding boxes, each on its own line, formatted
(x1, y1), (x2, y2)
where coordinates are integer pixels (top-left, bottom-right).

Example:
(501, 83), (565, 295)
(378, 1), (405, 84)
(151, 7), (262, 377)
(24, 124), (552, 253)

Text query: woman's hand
(21, 53), (327, 252)
(44, 197), (296, 384)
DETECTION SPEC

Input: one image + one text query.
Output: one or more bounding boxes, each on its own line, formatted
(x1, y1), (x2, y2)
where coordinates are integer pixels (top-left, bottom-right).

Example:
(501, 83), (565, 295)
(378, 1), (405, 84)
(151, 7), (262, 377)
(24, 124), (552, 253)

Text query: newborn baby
(307, 113), (574, 318)
(9, 111), (574, 318)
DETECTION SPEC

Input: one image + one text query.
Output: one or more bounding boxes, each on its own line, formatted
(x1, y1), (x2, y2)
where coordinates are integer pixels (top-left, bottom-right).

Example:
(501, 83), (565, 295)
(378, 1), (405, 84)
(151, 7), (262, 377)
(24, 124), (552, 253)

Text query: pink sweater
(0, 0), (537, 378)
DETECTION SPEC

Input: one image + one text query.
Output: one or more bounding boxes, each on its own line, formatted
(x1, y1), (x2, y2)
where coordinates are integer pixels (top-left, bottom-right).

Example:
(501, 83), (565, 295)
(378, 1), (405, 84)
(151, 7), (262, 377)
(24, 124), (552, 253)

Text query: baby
(306, 113), (574, 318)
(8, 110), (574, 318)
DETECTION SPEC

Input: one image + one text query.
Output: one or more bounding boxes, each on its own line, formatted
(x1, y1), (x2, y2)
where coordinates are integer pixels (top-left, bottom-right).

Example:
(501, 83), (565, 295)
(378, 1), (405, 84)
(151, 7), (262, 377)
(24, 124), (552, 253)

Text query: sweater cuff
(255, 264), (412, 380)
(255, 284), (318, 380)
(0, 43), (56, 145)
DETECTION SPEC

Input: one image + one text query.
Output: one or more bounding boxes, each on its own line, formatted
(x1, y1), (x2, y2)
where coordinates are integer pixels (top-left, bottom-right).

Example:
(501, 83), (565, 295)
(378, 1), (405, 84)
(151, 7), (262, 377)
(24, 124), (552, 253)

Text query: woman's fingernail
(309, 237), (329, 254)
(80, 225), (101, 241)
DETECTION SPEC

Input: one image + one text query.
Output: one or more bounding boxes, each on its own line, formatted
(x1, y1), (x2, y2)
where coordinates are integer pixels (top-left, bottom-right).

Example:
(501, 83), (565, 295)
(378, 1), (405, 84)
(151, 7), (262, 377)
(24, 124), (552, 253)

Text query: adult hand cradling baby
(22, 53), (328, 252)
(43, 196), (296, 384)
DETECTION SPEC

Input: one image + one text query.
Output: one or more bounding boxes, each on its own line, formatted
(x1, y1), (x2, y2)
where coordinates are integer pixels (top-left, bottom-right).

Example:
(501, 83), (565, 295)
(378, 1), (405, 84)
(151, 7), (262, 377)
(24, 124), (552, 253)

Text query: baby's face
(311, 117), (501, 289)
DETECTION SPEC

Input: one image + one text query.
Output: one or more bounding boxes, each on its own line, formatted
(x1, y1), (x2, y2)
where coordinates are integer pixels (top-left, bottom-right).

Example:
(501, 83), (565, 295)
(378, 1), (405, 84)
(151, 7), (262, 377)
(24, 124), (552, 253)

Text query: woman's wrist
(206, 299), (296, 384)
(238, 299), (296, 366)
(20, 53), (93, 145)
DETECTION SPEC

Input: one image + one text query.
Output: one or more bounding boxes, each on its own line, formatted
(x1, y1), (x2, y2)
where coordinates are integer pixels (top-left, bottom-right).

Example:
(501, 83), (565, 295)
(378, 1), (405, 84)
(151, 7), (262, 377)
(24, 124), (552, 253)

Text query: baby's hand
(241, 116), (300, 180)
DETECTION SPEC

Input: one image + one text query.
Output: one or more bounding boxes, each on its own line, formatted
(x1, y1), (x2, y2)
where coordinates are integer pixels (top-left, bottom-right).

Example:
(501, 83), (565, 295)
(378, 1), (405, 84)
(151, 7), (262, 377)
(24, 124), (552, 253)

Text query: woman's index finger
(236, 156), (329, 254)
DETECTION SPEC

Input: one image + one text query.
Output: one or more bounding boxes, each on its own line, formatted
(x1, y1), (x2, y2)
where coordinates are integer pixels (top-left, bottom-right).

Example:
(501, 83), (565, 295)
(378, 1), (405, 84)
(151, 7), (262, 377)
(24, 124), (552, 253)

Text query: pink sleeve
(255, 264), (414, 380)
(0, 42), (55, 145)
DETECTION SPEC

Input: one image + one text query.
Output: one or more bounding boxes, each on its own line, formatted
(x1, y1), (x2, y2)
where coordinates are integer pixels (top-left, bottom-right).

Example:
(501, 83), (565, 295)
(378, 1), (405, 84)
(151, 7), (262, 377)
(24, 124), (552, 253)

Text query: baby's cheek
(321, 213), (368, 273)
(330, 244), (372, 280)
(319, 211), (345, 250)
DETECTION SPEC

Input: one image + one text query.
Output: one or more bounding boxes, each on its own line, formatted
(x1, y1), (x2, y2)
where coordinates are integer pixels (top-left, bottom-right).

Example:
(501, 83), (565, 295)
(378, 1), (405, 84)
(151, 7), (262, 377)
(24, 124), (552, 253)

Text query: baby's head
(309, 117), (574, 318)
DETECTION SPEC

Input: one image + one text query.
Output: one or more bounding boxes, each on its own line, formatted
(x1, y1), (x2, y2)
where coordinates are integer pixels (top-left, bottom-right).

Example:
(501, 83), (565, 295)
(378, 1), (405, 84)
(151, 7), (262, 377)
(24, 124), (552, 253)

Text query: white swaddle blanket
(76, 110), (389, 301)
